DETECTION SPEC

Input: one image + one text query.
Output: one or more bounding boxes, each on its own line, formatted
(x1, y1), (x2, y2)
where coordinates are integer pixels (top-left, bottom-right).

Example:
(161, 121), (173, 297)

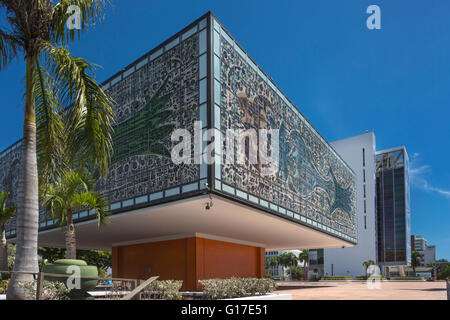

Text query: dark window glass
(363, 148), (366, 167)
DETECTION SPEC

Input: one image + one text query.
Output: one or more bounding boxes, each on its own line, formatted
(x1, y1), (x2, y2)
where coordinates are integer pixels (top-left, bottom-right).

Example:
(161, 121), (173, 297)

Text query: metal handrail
(0, 270), (151, 300)
(0, 270), (142, 282)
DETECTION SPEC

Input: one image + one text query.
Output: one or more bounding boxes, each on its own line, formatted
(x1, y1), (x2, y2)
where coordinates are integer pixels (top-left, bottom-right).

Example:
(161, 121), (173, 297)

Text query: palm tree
(362, 260), (376, 278)
(278, 252), (298, 280)
(0, 191), (17, 275)
(269, 256), (279, 269)
(41, 169), (109, 259)
(411, 251), (423, 275)
(298, 250), (309, 280)
(0, 1), (114, 299)
(264, 256), (279, 278)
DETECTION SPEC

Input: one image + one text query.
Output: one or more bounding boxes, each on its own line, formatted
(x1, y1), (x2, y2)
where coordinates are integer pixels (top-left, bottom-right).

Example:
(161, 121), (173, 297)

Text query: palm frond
(0, 190), (17, 224)
(34, 59), (66, 185)
(72, 191), (109, 227)
(0, 27), (20, 71)
(51, 0), (110, 45)
(42, 187), (67, 227)
(38, 40), (115, 177)
(41, 169), (109, 228)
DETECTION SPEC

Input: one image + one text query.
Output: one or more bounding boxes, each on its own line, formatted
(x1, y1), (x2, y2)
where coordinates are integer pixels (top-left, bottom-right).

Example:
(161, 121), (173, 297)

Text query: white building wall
(324, 132), (378, 278)
(423, 246), (436, 266)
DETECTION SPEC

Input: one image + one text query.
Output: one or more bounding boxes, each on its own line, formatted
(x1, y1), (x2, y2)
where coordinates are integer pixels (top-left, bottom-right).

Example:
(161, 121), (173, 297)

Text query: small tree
(411, 251), (423, 274)
(41, 169), (109, 259)
(278, 252), (298, 280)
(438, 264), (450, 280)
(287, 265), (304, 280)
(298, 250), (310, 280)
(0, 191), (17, 275)
(362, 260), (376, 278)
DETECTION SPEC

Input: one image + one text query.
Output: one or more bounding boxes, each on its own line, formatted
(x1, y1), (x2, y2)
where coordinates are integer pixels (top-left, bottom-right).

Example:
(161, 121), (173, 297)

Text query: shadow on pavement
(400, 288), (446, 292)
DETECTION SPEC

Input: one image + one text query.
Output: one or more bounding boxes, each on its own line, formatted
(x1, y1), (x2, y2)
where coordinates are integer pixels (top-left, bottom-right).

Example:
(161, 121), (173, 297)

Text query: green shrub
(438, 264), (450, 280)
(142, 280), (183, 300)
(0, 279), (9, 294)
(390, 276), (425, 281)
(322, 276), (351, 280)
(199, 278), (277, 300)
(19, 280), (70, 300)
(265, 274), (272, 279)
(287, 266), (304, 280)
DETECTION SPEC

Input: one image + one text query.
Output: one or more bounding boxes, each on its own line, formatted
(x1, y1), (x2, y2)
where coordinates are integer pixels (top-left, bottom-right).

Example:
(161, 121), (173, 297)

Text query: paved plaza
(275, 281), (448, 300)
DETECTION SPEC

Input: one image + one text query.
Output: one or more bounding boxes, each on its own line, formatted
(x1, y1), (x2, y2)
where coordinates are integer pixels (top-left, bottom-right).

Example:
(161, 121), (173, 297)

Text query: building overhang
(24, 194), (354, 251)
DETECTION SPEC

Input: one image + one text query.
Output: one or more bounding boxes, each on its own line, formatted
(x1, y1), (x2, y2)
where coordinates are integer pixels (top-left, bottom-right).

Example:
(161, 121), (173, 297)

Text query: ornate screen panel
(211, 18), (357, 242)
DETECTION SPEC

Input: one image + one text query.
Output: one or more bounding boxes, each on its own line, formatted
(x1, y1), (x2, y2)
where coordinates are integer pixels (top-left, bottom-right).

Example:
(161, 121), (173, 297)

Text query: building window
(363, 169), (366, 183)
(364, 200), (367, 213)
(363, 148), (366, 167)
(364, 216), (367, 230)
(364, 184), (366, 198)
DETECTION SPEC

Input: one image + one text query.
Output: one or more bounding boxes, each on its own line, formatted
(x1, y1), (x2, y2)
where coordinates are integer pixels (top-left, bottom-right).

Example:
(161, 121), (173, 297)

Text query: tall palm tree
(1, 1), (114, 299)
(41, 169), (109, 259)
(298, 250), (309, 280)
(411, 251), (423, 274)
(0, 191), (17, 275)
(362, 259), (376, 278)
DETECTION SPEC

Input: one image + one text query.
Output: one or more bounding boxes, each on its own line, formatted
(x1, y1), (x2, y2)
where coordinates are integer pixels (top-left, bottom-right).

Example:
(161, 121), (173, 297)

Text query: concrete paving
(275, 281), (448, 300)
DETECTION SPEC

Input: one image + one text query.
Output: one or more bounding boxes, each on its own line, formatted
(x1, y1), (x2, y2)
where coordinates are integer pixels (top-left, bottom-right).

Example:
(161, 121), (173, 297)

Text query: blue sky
(1, 0), (449, 259)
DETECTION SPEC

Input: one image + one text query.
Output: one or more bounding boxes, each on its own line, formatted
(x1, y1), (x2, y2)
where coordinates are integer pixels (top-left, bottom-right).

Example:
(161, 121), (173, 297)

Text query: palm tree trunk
(64, 211), (76, 259)
(7, 57), (40, 300)
(0, 226), (8, 273)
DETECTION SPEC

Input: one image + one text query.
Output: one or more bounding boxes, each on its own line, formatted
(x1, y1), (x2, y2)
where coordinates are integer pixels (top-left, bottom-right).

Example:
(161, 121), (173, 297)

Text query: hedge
(199, 278), (277, 299)
(142, 280), (183, 300)
(390, 276), (425, 281)
(322, 276), (351, 280)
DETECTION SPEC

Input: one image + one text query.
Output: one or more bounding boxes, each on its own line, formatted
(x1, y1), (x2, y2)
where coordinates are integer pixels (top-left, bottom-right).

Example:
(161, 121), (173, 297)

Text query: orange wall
(196, 238), (265, 280)
(113, 237), (265, 291)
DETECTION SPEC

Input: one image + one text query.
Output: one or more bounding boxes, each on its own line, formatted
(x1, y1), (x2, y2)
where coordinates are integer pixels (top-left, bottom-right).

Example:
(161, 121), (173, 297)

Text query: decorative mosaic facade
(212, 19), (357, 240)
(98, 31), (203, 204)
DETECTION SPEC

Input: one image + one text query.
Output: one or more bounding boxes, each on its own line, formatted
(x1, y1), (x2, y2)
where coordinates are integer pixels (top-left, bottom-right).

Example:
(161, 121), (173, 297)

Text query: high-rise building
(423, 245), (436, 266)
(322, 132), (378, 278)
(411, 235), (436, 266)
(412, 235), (428, 252)
(376, 147), (411, 275)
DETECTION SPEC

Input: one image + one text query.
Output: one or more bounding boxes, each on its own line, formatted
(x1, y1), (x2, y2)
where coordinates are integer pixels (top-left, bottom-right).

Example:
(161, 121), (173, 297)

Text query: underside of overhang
(29, 194), (354, 251)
